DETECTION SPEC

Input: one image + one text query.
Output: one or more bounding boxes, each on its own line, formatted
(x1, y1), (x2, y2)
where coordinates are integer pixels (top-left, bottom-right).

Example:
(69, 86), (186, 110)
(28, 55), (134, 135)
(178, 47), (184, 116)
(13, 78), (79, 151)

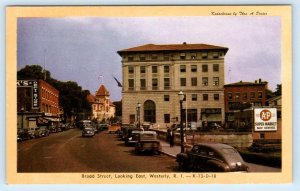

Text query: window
(140, 66), (146, 73)
(202, 52), (208, 59)
(128, 79), (134, 90)
(139, 54), (146, 61)
(258, 91), (263, 99)
(191, 65), (197, 72)
(163, 54), (170, 60)
(191, 77), (197, 86)
(228, 92), (233, 100)
(243, 92), (247, 100)
(213, 77), (219, 86)
(180, 78), (186, 86)
(260, 133), (265, 139)
(140, 79), (146, 90)
(164, 65), (169, 73)
(235, 92), (240, 101)
(191, 53), (197, 60)
(180, 53), (186, 59)
(202, 64), (208, 72)
(183, 109), (198, 122)
(164, 78), (170, 90)
(250, 92), (255, 99)
(213, 64), (219, 72)
(164, 114), (170, 123)
(152, 66), (158, 73)
(192, 94), (197, 101)
(152, 78), (158, 90)
(180, 65), (186, 72)
(202, 77), (208, 86)
(129, 114), (135, 123)
(151, 54), (157, 60)
(203, 94), (208, 101)
(213, 52), (219, 59)
(128, 55), (134, 61)
(164, 95), (170, 101)
(214, 94), (219, 100)
(128, 66), (134, 74)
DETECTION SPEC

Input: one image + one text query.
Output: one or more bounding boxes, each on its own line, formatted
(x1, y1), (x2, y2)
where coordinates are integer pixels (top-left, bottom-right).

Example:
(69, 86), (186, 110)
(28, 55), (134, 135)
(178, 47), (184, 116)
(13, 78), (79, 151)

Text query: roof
(117, 43), (228, 55)
(86, 94), (95, 103)
(96, 85), (110, 96)
(267, 95), (282, 102)
(224, 81), (268, 87)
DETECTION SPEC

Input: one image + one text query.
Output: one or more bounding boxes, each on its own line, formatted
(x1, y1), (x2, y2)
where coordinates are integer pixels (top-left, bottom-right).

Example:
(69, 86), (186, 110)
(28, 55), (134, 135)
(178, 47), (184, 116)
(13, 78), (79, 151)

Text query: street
(17, 128), (281, 173)
(17, 128), (178, 172)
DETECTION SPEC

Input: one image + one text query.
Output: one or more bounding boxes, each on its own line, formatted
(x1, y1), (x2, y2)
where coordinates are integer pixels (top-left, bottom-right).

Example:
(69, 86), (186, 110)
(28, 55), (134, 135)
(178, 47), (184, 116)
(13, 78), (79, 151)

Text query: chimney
(183, 42), (187, 45)
(259, 78), (262, 83)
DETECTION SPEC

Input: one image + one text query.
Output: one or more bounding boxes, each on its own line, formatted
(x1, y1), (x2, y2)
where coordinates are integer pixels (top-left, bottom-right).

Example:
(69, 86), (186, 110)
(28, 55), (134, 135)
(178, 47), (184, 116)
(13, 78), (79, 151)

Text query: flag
(113, 76), (122, 87)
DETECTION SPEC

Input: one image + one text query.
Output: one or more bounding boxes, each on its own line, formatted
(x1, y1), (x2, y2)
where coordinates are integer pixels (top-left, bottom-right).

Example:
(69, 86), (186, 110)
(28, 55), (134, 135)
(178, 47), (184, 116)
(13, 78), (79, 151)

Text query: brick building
(224, 79), (268, 113)
(117, 43), (228, 128)
(17, 79), (60, 128)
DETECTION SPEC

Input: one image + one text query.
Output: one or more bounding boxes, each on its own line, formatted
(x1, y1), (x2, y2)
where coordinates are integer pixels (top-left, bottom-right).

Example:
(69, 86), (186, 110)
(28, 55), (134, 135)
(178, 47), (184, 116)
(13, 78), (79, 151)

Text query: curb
(159, 150), (176, 159)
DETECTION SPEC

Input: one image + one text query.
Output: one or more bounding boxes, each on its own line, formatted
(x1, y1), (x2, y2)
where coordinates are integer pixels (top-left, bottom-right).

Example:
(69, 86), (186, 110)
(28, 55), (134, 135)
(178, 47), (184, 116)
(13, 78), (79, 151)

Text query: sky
(17, 16), (281, 101)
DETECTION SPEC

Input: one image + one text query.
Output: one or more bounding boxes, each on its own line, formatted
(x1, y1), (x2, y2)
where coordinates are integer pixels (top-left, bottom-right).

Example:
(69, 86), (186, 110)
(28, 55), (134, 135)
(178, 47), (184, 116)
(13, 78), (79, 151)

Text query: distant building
(87, 84), (115, 122)
(17, 79), (60, 128)
(118, 42), (228, 128)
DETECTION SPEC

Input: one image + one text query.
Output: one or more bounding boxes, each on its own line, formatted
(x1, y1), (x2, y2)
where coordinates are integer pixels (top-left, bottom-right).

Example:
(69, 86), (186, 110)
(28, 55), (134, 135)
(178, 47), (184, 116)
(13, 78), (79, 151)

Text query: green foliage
(274, 84), (282, 96)
(17, 65), (92, 118)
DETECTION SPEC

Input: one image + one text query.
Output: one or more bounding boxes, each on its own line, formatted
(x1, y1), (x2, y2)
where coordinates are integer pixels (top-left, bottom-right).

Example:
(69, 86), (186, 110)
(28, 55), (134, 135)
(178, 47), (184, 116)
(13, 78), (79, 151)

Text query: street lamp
(20, 106), (25, 129)
(137, 102), (141, 129)
(178, 91), (185, 153)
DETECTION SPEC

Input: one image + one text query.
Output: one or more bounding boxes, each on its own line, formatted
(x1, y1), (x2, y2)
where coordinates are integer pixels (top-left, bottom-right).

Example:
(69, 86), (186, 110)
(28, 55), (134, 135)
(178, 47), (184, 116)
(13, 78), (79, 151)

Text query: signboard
(254, 108), (277, 131)
(17, 80), (40, 109)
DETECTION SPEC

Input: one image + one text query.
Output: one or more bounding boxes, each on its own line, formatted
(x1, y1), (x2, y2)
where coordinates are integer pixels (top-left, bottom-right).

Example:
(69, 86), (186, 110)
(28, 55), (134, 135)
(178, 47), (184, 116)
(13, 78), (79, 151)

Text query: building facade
(224, 80), (268, 113)
(118, 43), (228, 128)
(17, 79), (60, 128)
(87, 84), (116, 122)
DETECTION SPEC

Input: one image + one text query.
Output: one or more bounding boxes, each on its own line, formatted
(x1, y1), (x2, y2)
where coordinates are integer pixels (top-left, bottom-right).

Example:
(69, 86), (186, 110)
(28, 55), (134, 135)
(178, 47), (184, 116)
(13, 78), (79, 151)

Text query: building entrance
(144, 100), (156, 123)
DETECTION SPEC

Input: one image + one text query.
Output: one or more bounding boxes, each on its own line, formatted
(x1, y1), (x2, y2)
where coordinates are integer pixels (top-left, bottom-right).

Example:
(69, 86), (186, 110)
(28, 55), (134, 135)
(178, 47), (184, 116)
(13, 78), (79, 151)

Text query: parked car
(176, 143), (249, 172)
(17, 128), (31, 141)
(99, 123), (109, 131)
(108, 124), (121, 134)
(82, 126), (95, 137)
(120, 124), (136, 140)
(39, 126), (50, 137)
(48, 125), (57, 133)
(125, 130), (142, 146)
(28, 127), (41, 138)
(135, 131), (161, 154)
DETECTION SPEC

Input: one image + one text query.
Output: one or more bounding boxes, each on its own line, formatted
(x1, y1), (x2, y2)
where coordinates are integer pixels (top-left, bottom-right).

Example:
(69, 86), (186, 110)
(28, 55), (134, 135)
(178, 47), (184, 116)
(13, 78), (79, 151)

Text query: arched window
(144, 100), (156, 123)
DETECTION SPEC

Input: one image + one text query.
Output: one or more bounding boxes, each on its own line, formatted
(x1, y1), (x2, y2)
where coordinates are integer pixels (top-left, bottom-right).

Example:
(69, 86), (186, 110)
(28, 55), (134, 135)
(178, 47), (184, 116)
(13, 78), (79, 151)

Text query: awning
(44, 117), (61, 122)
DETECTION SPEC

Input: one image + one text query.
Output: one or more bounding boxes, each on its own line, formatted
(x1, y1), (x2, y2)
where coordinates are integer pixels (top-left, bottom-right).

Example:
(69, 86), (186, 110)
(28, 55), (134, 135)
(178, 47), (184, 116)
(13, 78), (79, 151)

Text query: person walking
(169, 129), (174, 147)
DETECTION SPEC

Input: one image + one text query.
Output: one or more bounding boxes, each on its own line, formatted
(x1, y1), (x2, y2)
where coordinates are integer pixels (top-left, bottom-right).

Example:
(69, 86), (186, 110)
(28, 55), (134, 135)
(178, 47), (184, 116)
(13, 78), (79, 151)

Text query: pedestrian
(169, 129), (174, 147)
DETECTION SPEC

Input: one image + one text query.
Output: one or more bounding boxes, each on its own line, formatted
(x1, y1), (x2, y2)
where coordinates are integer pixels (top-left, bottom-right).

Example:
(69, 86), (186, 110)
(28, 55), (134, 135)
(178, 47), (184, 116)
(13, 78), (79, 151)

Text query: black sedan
(176, 143), (249, 172)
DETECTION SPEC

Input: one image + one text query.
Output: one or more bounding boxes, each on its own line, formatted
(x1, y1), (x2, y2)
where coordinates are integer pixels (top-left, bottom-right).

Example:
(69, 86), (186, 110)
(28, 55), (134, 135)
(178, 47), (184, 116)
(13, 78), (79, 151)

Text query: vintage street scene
(16, 16), (282, 173)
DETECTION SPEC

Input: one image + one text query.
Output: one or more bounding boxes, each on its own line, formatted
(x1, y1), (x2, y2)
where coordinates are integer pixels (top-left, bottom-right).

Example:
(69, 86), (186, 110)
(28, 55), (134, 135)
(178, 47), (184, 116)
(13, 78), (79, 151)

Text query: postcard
(6, 5), (292, 184)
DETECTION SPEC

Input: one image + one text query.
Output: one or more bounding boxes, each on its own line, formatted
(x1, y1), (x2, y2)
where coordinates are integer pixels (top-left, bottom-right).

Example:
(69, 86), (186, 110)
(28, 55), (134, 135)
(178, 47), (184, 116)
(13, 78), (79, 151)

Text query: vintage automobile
(108, 124), (121, 134)
(28, 127), (41, 138)
(48, 125), (57, 133)
(82, 126), (95, 137)
(176, 143), (249, 172)
(135, 131), (161, 154)
(125, 130), (142, 146)
(17, 128), (31, 141)
(39, 126), (50, 137)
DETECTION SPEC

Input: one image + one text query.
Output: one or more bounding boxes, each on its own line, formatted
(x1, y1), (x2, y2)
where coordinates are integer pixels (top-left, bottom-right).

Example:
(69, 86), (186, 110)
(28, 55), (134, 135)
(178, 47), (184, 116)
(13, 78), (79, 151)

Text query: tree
(274, 84), (282, 96)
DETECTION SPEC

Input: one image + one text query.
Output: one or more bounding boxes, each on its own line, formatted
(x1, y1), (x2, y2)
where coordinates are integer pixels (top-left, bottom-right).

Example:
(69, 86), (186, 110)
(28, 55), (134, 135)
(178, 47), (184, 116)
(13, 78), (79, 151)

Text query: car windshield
(84, 127), (93, 130)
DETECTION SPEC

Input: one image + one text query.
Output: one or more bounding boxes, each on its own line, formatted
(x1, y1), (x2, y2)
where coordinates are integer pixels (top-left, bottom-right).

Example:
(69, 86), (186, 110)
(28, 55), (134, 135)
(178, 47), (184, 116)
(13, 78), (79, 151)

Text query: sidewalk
(159, 139), (182, 158)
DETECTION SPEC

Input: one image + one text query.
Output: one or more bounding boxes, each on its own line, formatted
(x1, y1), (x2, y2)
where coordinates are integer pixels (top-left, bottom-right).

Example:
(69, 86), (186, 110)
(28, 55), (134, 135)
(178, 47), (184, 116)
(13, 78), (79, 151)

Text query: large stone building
(87, 84), (116, 122)
(117, 43), (228, 128)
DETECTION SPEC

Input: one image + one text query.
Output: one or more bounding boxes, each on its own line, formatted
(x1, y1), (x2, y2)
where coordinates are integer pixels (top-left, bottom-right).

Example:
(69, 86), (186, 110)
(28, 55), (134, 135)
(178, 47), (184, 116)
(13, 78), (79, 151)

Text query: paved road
(17, 128), (178, 172)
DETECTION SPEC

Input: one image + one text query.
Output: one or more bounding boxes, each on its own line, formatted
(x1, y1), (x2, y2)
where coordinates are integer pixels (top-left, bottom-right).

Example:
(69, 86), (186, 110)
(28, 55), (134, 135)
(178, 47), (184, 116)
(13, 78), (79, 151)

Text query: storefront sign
(254, 108), (277, 131)
(17, 80), (40, 109)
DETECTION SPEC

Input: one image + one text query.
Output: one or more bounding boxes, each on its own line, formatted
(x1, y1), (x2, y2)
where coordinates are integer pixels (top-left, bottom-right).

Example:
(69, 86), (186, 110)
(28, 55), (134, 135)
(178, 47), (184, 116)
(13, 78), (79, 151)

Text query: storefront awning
(44, 117), (60, 122)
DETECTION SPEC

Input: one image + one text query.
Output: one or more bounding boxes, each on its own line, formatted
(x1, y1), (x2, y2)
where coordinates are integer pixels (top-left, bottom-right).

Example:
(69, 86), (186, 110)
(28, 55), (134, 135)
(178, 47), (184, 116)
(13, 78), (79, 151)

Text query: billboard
(17, 80), (40, 109)
(254, 108), (277, 131)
